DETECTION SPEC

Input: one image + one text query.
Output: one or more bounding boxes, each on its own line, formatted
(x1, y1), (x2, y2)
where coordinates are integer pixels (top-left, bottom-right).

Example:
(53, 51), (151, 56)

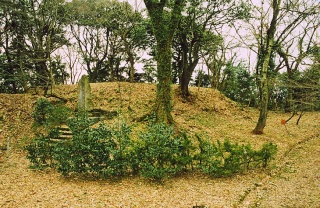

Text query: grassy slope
(0, 82), (319, 207)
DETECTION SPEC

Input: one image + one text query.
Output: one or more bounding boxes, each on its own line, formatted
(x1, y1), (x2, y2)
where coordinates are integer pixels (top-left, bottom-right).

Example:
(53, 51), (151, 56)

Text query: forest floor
(0, 82), (319, 207)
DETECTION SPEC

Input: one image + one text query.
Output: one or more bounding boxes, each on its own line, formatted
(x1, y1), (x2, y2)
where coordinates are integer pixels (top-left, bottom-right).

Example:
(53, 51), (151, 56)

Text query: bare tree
(62, 45), (83, 84)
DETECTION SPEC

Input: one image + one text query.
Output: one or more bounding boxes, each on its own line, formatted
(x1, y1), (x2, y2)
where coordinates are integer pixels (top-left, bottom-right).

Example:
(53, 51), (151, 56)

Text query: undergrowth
(26, 98), (278, 181)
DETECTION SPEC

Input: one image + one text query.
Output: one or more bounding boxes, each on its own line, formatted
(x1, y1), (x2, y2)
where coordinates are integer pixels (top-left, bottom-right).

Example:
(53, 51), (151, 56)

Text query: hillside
(0, 82), (319, 207)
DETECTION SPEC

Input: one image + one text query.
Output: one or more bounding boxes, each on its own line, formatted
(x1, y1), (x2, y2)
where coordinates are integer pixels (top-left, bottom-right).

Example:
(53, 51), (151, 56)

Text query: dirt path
(0, 151), (260, 207)
(238, 134), (320, 208)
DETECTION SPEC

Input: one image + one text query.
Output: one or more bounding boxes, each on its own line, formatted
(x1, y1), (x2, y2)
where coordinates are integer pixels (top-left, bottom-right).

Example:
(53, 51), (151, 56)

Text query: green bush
(132, 123), (194, 180)
(32, 98), (72, 128)
(33, 98), (54, 126)
(194, 135), (277, 177)
(55, 122), (130, 178)
(54, 122), (117, 177)
(257, 142), (278, 168)
(26, 98), (72, 169)
(25, 128), (60, 169)
(26, 101), (278, 180)
(54, 115), (133, 178)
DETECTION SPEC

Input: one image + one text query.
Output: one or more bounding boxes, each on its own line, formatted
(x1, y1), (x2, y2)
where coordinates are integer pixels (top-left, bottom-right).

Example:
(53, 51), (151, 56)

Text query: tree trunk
(253, 49), (271, 134)
(154, 42), (174, 124)
(253, 0), (281, 134)
(180, 68), (191, 97)
(4, 40), (17, 93)
(144, 0), (185, 124)
(286, 69), (294, 112)
(128, 50), (135, 83)
(35, 60), (49, 86)
(179, 34), (200, 97)
(180, 62), (198, 97)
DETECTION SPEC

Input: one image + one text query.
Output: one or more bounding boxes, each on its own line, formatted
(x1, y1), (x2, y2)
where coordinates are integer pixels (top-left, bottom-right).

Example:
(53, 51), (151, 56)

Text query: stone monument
(77, 75), (93, 112)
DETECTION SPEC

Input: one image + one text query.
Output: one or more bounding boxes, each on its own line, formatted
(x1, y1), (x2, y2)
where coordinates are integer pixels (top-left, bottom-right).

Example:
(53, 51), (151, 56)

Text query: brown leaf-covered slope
(0, 82), (319, 207)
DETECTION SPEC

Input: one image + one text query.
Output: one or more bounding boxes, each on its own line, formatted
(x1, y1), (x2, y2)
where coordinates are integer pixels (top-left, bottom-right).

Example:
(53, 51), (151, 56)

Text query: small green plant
(33, 98), (53, 126)
(26, 101), (277, 180)
(54, 122), (117, 177)
(132, 123), (194, 180)
(26, 98), (71, 169)
(258, 142), (278, 168)
(53, 114), (133, 178)
(32, 98), (72, 129)
(194, 135), (277, 177)
(25, 128), (60, 168)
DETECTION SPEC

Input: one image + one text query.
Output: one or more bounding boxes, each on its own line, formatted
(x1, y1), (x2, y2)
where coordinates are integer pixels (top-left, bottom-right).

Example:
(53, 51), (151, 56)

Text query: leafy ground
(0, 82), (319, 207)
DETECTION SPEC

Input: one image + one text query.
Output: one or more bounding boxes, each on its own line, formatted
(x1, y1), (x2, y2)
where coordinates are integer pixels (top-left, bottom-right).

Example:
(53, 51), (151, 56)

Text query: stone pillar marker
(77, 75), (93, 111)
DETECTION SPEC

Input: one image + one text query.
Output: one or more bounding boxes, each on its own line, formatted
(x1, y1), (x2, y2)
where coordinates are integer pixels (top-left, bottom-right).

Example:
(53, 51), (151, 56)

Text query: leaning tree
(253, 0), (282, 134)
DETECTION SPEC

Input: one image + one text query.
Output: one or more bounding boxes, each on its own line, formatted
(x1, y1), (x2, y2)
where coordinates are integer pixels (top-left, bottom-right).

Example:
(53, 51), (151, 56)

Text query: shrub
(257, 142), (278, 168)
(25, 128), (60, 169)
(33, 98), (53, 126)
(26, 98), (72, 169)
(194, 135), (277, 177)
(53, 115), (133, 178)
(26, 101), (278, 180)
(32, 98), (72, 129)
(132, 123), (194, 180)
(54, 122), (117, 177)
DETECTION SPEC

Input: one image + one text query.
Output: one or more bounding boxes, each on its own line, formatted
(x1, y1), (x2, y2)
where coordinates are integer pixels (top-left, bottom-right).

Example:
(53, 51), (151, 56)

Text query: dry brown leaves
(0, 83), (319, 207)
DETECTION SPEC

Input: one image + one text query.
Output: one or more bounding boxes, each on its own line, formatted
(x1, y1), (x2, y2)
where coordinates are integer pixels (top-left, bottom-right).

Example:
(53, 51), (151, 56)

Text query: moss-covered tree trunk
(253, 41), (273, 134)
(155, 41), (174, 123)
(253, 0), (281, 134)
(144, 0), (185, 124)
